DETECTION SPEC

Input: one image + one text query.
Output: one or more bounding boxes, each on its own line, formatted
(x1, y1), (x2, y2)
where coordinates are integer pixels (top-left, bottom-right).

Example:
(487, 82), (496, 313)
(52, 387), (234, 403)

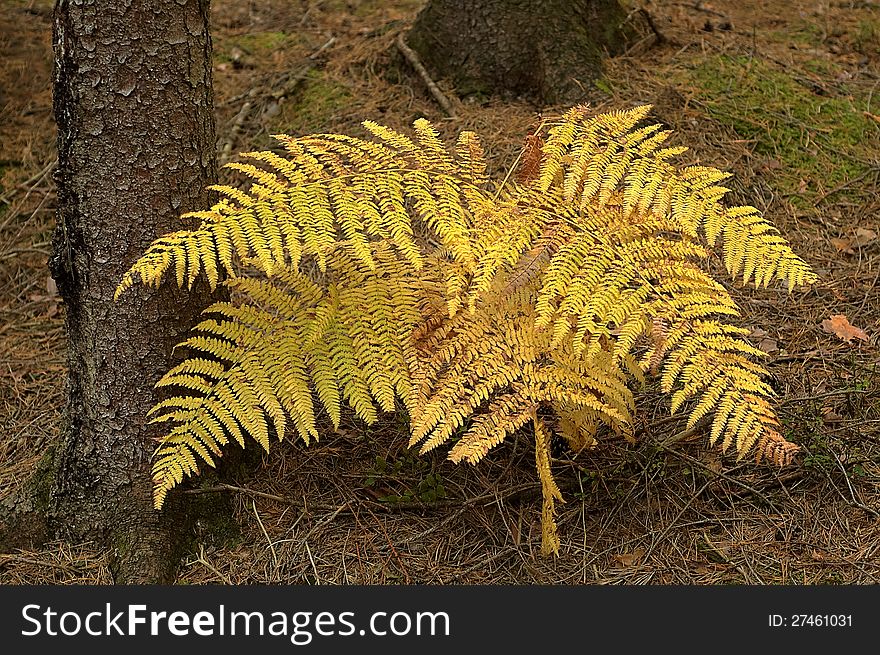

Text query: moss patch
(768, 21), (823, 48)
(214, 30), (303, 63)
(680, 54), (879, 207)
(854, 18), (880, 55)
(272, 70), (354, 135)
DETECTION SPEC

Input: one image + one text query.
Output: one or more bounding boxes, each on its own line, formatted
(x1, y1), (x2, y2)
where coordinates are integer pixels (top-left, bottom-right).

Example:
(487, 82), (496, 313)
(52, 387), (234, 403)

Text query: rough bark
(406, 0), (641, 106)
(0, 0), (222, 583)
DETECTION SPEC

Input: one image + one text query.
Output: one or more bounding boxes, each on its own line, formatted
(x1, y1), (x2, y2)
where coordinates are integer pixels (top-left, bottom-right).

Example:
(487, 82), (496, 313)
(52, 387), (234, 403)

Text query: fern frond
(466, 202), (542, 309)
(533, 414), (564, 555)
(116, 123), (488, 299)
(298, 133), (410, 171)
(718, 206), (818, 289)
(657, 317), (786, 463)
(446, 392), (536, 464)
(555, 403), (600, 452)
(455, 131), (489, 187)
(412, 118), (456, 174)
(121, 108), (814, 549)
(538, 105), (589, 192)
(516, 132), (545, 185)
(361, 120), (426, 165)
(148, 249), (422, 504)
(539, 103), (654, 204)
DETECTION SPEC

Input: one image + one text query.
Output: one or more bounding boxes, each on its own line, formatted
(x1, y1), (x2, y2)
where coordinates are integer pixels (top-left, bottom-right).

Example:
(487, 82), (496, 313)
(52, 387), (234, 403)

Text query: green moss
(273, 70), (353, 135)
(185, 483), (242, 550)
(801, 57), (840, 77)
(855, 18), (880, 54)
(18, 443), (56, 516)
(593, 78), (614, 95)
(680, 54), (878, 207)
(768, 21), (823, 47)
(214, 31), (302, 63)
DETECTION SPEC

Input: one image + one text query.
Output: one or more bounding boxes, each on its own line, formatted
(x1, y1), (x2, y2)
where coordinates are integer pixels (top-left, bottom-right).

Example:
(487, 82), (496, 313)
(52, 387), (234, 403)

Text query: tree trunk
(4, 0), (220, 583)
(406, 0), (641, 106)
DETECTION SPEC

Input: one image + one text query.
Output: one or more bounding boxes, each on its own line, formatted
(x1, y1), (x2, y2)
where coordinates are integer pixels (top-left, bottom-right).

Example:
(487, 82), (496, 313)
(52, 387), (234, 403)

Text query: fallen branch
(219, 99), (253, 165)
(395, 33), (457, 118)
(812, 167), (879, 206)
(270, 63), (316, 101)
(216, 36), (335, 162)
(308, 36), (336, 60)
(659, 416), (711, 447)
(647, 436), (784, 513)
(623, 8), (665, 57)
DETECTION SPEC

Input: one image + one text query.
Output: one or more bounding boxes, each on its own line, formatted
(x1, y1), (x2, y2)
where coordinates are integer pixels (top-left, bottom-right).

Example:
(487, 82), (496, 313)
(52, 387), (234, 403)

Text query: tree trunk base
(22, 0), (230, 584)
(1, 470), (239, 584)
(406, 0), (650, 106)
(1, 438), (240, 584)
(0, 448), (53, 552)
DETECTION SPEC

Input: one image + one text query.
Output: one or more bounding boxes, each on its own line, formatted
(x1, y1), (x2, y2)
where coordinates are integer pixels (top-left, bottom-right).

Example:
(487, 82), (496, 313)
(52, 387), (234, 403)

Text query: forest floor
(1, 0), (878, 584)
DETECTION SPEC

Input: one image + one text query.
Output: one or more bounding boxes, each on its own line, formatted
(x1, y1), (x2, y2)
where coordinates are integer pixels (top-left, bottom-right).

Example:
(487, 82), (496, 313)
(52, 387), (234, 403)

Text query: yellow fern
(118, 105), (816, 555)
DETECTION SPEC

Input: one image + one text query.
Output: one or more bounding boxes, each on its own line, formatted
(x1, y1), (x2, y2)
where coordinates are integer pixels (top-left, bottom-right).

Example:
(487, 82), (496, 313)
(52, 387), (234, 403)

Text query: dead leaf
(853, 227), (877, 248)
(749, 327), (777, 355)
(822, 406), (843, 424)
(830, 237), (854, 255)
(821, 314), (869, 343)
(702, 452), (723, 474)
(758, 337), (778, 354)
(834, 228), (877, 254)
(761, 158), (782, 172)
(46, 275), (58, 297)
(613, 547), (645, 567)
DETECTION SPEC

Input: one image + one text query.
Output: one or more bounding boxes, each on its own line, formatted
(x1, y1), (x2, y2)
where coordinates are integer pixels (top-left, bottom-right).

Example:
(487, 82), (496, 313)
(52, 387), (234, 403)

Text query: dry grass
(0, 0), (877, 585)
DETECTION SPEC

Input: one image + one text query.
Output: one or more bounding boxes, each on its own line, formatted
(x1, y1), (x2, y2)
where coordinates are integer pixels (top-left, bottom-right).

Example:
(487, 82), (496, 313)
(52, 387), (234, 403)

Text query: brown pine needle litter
(1, 0), (877, 584)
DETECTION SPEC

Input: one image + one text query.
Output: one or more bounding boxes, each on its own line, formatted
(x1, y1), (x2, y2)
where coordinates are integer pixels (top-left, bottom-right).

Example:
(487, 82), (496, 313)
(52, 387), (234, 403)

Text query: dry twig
(395, 33), (457, 118)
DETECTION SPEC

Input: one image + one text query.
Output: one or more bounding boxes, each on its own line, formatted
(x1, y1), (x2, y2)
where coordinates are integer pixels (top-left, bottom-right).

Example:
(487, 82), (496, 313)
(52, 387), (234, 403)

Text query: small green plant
(850, 463), (867, 480)
(364, 452), (447, 504)
(801, 430), (834, 472)
(380, 473), (447, 505)
(852, 376), (871, 393)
